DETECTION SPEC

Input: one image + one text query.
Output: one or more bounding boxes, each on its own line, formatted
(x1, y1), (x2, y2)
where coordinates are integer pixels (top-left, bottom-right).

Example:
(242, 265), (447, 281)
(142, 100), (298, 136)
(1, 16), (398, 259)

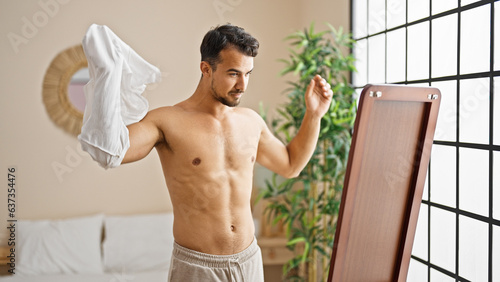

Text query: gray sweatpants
(168, 238), (265, 282)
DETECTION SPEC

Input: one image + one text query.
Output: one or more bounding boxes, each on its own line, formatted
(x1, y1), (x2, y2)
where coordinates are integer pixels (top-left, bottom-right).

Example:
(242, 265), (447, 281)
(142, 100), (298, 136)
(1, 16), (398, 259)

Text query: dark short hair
(200, 24), (259, 70)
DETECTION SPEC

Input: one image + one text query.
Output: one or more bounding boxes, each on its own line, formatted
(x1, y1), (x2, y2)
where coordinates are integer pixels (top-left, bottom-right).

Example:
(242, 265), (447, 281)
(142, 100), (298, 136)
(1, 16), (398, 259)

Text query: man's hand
(305, 75), (333, 118)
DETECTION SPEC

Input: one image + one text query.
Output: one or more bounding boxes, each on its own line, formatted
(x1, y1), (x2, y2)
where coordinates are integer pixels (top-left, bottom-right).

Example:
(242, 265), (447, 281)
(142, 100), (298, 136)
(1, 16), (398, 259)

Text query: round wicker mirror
(42, 44), (87, 136)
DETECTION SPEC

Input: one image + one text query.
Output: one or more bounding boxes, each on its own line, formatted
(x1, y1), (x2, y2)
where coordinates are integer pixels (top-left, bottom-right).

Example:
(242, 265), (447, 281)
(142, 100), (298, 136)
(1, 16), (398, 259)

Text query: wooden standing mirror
(328, 84), (441, 282)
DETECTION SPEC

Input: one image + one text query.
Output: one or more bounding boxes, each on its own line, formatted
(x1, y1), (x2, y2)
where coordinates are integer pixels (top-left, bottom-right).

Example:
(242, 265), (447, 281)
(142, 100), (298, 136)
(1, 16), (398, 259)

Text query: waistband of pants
(172, 237), (259, 268)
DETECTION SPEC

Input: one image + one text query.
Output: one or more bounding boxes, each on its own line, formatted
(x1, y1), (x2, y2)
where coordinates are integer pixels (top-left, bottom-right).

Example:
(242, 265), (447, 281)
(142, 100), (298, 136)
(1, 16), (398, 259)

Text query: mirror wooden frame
(42, 44), (87, 136)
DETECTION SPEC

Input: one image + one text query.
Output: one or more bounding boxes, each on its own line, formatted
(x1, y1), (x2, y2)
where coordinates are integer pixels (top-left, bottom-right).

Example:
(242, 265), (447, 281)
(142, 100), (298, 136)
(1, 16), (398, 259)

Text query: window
(350, 0), (500, 281)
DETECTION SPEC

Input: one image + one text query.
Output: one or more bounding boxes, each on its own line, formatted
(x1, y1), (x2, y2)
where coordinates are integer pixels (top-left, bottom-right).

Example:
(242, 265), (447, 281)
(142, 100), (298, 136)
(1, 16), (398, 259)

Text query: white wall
(0, 0), (349, 242)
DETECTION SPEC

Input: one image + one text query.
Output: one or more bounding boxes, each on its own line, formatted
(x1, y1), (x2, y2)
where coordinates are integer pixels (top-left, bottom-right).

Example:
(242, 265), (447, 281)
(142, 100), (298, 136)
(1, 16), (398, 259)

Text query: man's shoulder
(234, 107), (262, 119)
(231, 107), (267, 133)
(148, 105), (185, 116)
(144, 106), (186, 127)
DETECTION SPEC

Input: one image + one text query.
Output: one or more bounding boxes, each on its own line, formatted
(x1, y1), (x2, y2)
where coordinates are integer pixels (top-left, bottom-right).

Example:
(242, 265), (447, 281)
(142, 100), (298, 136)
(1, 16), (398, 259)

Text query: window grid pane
(431, 269), (455, 282)
(353, 0), (368, 39)
(432, 0), (457, 15)
(368, 0), (386, 34)
(407, 22), (430, 81)
(431, 80), (457, 142)
(387, 0), (406, 29)
(431, 14), (457, 78)
(430, 207), (456, 273)
(367, 34), (386, 83)
(494, 226), (500, 282)
(458, 216), (489, 281)
(408, 259), (429, 282)
(494, 77), (500, 146)
(408, 0), (430, 23)
(494, 151), (500, 221)
(460, 4), (491, 75)
(461, 0), (483, 6)
(353, 39), (368, 86)
(459, 78), (490, 144)
(430, 145), (456, 208)
(459, 148), (489, 217)
(386, 28), (406, 83)
(495, 2), (500, 71)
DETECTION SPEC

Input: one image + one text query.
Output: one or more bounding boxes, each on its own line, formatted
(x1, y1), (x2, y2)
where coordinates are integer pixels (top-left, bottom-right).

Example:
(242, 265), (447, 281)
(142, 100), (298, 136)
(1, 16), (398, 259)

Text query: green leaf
(309, 21), (316, 36)
(272, 213), (286, 225)
(301, 241), (310, 263)
(286, 236), (306, 247)
(284, 31), (306, 41)
(293, 61), (305, 75)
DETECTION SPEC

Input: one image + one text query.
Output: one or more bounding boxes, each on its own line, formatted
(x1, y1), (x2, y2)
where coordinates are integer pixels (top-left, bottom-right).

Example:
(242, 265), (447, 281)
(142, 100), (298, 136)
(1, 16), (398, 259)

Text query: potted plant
(258, 23), (357, 281)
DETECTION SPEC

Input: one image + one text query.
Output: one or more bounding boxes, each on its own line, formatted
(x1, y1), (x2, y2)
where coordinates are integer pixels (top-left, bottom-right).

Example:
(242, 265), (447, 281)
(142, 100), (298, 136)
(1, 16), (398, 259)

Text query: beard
(211, 81), (243, 107)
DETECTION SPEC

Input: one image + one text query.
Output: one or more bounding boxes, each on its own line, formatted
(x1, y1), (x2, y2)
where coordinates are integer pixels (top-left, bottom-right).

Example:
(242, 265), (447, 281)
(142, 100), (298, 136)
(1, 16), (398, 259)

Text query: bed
(1, 212), (174, 282)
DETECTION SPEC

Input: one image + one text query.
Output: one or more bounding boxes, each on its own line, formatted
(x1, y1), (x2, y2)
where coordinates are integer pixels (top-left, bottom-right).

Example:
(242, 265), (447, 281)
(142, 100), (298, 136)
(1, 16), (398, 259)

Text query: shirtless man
(122, 24), (333, 281)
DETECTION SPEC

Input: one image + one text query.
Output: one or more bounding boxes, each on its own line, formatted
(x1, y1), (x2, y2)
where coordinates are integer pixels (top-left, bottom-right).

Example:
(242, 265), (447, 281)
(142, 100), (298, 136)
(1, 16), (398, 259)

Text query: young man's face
(209, 47), (254, 107)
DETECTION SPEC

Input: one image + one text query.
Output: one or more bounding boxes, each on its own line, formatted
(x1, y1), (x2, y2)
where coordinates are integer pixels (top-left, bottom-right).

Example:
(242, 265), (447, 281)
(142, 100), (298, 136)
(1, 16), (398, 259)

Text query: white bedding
(6, 213), (174, 282)
(0, 270), (168, 282)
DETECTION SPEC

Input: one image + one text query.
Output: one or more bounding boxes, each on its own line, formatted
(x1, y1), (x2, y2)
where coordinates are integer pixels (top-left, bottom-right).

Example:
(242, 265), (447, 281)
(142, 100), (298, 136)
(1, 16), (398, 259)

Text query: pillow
(102, 213), (174, 273)
(16, 214), (104, 276)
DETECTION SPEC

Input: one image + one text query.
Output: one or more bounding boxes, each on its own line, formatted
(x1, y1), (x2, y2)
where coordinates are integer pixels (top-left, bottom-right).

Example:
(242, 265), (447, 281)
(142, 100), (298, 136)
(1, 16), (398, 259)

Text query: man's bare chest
(160, 115), (260, 169)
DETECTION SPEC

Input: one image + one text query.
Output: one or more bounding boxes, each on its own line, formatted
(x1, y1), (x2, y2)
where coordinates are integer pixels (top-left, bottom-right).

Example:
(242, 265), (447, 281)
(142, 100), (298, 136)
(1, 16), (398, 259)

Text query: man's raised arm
(256, 75), (333, 178)
(122, 110), (164, 164)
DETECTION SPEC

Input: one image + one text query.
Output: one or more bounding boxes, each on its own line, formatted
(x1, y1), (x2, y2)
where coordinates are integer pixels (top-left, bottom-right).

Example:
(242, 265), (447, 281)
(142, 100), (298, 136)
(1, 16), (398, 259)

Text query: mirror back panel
(328, 84), (441, 282)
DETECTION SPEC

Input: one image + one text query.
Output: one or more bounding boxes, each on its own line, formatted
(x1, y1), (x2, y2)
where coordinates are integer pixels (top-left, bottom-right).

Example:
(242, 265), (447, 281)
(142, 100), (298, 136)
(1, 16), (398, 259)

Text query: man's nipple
(192, 158), (201, 166)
